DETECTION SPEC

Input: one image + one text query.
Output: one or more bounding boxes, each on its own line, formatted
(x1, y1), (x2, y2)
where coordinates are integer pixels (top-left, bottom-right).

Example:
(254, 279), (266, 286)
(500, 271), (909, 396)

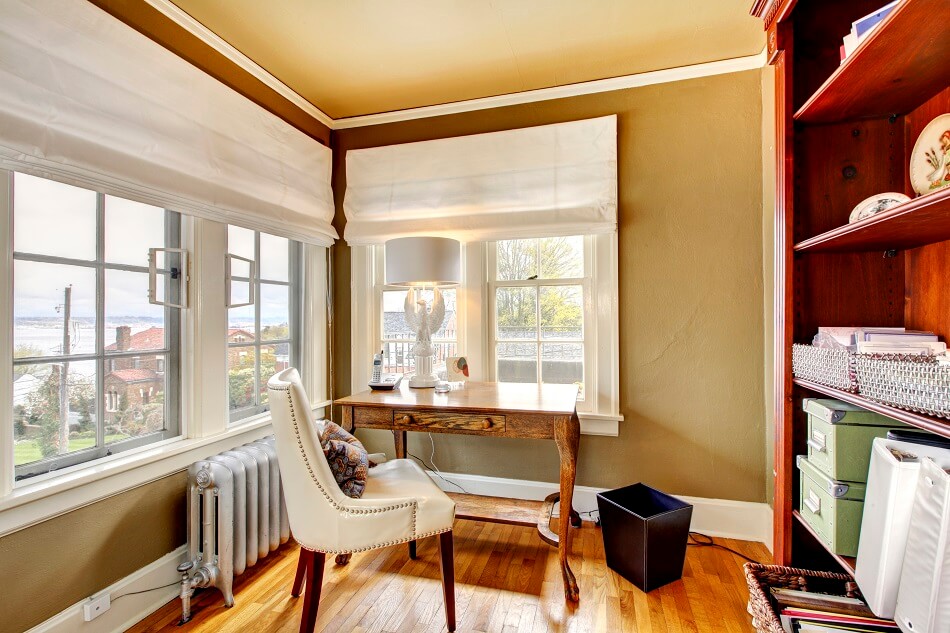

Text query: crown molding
(143, 0), (335, 128)
(145, 0), (766, 131)
(333, 49), (768, 129)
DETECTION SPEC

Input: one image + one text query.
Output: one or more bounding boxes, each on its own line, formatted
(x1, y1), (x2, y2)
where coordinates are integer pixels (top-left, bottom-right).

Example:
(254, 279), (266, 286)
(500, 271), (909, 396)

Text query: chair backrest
(267, 367), (348, 550)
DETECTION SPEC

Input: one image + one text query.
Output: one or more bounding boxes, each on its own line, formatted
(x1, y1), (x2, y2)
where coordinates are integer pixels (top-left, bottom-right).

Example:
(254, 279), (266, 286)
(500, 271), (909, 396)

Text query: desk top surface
(335, 381), (578, 415)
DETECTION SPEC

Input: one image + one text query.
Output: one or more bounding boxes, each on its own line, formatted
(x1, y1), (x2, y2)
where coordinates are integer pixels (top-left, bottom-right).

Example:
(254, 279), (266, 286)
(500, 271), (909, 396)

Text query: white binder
(895, 458), (950, 633)
(855, 438), (950, 619)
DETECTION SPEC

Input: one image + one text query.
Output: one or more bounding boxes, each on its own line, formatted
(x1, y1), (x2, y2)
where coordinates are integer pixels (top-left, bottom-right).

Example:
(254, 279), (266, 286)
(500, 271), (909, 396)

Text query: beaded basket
(855, 354), (950, 419)
(744, 563), (861, 633)
(791, 344), (858, 393)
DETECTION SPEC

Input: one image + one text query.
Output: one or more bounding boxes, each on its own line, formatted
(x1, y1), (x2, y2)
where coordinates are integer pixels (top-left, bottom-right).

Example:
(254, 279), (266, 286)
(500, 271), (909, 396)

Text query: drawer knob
(402, 415), (411, 425)
(483, 418), (493, 429)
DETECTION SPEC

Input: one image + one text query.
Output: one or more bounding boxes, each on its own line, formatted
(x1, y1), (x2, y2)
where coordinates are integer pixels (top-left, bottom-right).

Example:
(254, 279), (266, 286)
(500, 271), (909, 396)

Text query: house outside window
(10, 172), (182, 480)
(226, 226), (301, 423)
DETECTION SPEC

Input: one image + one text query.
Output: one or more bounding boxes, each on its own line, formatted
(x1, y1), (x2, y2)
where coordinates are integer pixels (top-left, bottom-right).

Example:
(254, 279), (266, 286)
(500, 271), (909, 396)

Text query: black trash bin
(596, 483), (693, 592)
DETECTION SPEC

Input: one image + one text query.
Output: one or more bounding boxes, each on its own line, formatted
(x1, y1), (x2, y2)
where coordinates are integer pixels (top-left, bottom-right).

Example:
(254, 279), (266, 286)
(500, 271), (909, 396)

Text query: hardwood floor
(128, 521), (769, 633)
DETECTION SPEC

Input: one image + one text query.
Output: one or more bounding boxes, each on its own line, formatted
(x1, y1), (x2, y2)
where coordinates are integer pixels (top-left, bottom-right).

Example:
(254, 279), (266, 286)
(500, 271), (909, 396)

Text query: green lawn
(14, 434), (130, 465)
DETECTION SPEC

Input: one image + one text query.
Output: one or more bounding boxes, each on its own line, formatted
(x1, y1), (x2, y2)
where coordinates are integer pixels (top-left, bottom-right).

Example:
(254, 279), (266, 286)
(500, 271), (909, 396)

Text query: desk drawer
(395, 410), (506, 433)
(353, 406), (393, 428)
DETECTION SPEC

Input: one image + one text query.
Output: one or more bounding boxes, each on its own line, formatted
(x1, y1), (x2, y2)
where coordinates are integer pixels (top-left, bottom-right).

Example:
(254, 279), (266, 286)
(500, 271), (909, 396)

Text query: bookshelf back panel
(794, 119), (904, 241)
(794, 252), (904, 343)
(905, 240), (950, 340)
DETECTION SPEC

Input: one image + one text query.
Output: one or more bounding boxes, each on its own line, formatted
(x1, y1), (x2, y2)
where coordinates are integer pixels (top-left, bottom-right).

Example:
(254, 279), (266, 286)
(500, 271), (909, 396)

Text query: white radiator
(177, 436), (289, 622)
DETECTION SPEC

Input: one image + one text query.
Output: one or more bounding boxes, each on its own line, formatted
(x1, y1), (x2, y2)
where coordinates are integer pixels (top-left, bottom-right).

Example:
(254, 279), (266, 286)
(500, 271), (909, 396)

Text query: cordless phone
(369, 350), (402, 390)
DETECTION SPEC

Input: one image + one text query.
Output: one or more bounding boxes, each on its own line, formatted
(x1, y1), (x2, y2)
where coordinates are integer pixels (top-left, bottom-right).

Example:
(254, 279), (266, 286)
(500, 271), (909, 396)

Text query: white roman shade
(0, 0), (337, 246)
(343, 115), (617, 245)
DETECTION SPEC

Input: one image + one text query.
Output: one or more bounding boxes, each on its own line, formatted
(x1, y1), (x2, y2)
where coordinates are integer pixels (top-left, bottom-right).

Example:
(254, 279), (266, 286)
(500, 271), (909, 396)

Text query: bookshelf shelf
(794, 378), (950, 439)
(792, 510), (857, 575)
(795, 0), (950, 124)
(794, 187), (950, 252)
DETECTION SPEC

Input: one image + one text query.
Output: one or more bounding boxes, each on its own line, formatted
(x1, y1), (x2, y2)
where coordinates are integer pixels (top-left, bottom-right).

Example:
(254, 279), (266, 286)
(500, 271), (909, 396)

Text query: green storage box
(803, 398), (902, 483)
(797, 455), (866, 557)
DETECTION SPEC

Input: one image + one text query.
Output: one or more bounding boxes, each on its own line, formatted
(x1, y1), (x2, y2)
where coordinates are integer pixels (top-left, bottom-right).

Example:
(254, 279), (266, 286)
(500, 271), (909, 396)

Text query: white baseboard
(26, 545), (188, 633)
(428, 470), (773, 551)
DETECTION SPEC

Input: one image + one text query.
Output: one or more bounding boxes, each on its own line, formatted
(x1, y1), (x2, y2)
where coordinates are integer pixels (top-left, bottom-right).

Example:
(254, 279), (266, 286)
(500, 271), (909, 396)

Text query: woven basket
(743, 563), (860, 633)
(856, 354), (950, 418)
(791, 344), (858, 392)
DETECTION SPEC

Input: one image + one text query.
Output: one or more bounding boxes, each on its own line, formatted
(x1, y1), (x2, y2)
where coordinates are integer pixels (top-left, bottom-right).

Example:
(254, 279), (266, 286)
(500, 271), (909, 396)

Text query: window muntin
(491, 236), (587, 398)
(227, 226), (300, 423)
(11, 173), (181, 480)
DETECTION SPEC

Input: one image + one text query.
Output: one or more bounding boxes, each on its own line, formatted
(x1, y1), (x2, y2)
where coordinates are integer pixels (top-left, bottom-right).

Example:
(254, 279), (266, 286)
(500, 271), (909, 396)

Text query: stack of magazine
(817, 326), (945, 356)
(772, 587), (898, 632)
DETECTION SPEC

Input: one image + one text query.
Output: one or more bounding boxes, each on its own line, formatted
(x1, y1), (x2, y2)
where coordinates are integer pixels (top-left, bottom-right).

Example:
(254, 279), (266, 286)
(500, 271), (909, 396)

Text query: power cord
(687, 531), (760, 564)
(111, 580), (180, 602)
(406, 433), (470, 494)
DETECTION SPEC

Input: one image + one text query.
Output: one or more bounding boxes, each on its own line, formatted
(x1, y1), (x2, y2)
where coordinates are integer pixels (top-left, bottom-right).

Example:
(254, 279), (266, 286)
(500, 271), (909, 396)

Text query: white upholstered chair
(267, 368), (457, 633)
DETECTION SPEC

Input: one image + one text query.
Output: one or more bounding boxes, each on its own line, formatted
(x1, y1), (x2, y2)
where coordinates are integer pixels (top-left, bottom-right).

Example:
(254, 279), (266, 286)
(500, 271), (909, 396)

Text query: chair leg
(299, 550), (326, 633)
(408, 540), (417, 559)
(291, 548), (309, 597)
(439, 531), (456, 632)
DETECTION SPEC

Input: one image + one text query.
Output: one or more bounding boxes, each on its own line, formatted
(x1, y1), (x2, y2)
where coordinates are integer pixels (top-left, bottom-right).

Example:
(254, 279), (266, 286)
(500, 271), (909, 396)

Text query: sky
(12, 173), (291, 325)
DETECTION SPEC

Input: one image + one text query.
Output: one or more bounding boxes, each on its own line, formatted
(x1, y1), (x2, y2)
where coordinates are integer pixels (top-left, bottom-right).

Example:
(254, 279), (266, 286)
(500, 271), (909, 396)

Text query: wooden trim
(85, 0), (331, 145)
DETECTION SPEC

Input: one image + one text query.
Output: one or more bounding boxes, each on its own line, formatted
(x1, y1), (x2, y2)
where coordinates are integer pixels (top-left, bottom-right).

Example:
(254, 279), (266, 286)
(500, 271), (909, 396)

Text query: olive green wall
(0, 473), (187, 633)
(331, 70), (768, 503)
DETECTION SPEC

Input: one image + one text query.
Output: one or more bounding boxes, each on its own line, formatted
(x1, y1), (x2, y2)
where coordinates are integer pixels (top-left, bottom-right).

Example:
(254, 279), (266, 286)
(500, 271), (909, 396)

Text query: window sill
(0, 418), (274, 538)
(578, 412), (623, 437)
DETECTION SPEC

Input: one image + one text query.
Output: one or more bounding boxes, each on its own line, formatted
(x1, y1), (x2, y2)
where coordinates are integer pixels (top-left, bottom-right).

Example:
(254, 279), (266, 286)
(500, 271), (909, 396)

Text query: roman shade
(343, 115), (617, 245)
(0, 0), (337, 246)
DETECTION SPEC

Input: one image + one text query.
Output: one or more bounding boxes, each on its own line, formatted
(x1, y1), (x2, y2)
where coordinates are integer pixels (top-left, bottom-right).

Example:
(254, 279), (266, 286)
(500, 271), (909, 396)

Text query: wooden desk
(336, 381), (582, 602)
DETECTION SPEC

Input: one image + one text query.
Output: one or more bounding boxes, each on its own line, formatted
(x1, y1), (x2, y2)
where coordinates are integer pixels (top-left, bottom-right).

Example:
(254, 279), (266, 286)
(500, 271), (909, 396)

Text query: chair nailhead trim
(270, 384), (427, 545)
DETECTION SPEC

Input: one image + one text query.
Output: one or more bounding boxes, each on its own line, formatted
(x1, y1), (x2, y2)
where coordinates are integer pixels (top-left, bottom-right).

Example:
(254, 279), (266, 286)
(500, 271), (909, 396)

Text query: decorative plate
(848, 192), (910, 223)
(910, 113), (950, 195)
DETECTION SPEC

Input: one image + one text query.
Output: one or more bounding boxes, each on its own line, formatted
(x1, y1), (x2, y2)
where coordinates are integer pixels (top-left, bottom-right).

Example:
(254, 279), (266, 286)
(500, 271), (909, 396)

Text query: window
(11, 172), (181, 480)
(489, 236), (588, 399)
(353, 232), (619, 435)
(227, 226), (301, 423)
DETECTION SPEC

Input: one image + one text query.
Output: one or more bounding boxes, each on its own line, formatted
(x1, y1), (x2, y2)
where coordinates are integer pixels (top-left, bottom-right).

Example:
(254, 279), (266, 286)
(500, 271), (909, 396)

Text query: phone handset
(371, 350), (383, 383)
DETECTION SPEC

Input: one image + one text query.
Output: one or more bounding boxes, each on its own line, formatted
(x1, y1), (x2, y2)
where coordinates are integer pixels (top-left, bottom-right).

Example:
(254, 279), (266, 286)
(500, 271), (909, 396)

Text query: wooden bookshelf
(793, 510), (857, 574)
(794, 379), (950, 438)
(753, 0), (950, 569)
(794, 187), (950, 253)
(795, 0), (950, 124)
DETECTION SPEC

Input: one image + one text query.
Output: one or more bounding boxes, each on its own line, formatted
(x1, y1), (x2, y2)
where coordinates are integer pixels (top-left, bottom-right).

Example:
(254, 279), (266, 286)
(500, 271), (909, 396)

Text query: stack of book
(818, 326), (945, 356)
(772, 587), (898, 632)
(839, 1), (899, 62)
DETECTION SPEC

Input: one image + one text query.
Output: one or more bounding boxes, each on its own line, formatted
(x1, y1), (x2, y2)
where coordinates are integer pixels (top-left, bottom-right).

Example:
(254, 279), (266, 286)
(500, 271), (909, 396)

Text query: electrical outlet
(82, 593), (110, 622)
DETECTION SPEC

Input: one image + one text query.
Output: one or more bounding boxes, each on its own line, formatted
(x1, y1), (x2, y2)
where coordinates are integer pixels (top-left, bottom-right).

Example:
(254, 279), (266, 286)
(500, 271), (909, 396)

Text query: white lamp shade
(385, 237), (461, 287)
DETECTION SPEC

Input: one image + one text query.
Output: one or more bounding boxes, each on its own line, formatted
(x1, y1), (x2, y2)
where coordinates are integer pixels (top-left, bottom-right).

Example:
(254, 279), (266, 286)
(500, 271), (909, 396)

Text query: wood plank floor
(128, 521), (769, 633)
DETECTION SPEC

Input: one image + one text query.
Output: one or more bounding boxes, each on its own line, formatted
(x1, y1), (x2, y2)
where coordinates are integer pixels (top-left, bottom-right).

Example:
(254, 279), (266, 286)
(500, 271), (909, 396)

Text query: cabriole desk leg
(554, 412), (581, 602)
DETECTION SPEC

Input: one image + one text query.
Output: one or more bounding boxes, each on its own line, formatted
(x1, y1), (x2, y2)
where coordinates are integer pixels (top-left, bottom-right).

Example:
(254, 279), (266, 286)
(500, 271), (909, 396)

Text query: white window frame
(0, 171), (330, 537)
(350, 232), (622, 436)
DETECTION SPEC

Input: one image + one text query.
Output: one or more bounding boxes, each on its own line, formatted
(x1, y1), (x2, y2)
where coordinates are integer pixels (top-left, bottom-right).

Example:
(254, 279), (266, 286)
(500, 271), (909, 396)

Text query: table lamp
(385, 237), (461, 388)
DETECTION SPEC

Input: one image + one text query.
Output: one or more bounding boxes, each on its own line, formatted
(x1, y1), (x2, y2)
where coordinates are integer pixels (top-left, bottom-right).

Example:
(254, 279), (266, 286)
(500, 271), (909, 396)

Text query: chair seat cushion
(319, 421), (370, 498)
(362, 459), (456, 536)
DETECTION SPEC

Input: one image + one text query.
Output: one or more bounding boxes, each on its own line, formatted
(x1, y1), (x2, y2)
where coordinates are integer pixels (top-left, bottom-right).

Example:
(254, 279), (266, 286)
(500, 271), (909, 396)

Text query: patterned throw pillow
(319, 421), (370, 498)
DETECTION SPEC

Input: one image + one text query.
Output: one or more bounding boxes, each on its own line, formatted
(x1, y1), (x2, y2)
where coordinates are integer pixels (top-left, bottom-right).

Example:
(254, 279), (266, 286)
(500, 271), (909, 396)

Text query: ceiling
(168, 0), (764, 120)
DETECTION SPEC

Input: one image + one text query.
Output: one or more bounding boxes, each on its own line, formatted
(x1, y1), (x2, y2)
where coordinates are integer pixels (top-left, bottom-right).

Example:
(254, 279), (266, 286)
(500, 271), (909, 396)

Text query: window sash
(486, 236), (592, 404)
(12, 181), (181, 480)
(228, 232), (301, 424)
